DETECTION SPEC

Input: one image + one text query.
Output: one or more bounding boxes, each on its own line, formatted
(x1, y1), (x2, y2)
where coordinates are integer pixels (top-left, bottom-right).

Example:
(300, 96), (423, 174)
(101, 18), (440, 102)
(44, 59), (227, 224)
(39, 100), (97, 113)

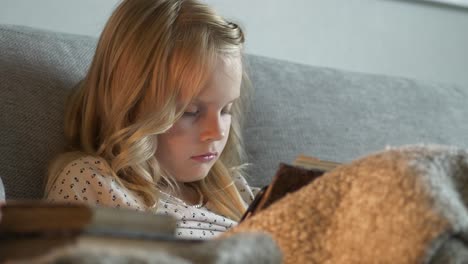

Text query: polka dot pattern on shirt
(46, 156), (260, 239)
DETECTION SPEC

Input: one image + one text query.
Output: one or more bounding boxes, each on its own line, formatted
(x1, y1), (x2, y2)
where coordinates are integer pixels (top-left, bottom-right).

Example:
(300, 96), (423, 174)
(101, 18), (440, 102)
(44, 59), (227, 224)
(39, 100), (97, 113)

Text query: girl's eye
(221, 108), (232, 115)
(221, 104), (233, 115)
(183, 105), (232, 117)
(183, 110), (199, 117)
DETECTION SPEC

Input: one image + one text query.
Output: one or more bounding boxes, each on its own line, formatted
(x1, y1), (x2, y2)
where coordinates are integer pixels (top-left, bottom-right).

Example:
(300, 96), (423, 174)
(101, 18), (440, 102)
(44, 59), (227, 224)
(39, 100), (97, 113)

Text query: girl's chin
(178, 169), (211, 183)
(175, 162), (216, 182)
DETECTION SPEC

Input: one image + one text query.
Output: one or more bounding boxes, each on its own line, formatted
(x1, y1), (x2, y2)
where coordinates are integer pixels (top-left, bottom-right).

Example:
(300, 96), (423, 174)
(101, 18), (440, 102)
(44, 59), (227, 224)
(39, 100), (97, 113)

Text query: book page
(293, 154), (341, 171)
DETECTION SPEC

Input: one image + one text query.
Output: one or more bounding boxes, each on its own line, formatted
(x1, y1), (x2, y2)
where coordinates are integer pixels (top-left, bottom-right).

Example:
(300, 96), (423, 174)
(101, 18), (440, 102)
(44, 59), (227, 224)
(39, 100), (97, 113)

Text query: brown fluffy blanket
(224, 145), (468, 264)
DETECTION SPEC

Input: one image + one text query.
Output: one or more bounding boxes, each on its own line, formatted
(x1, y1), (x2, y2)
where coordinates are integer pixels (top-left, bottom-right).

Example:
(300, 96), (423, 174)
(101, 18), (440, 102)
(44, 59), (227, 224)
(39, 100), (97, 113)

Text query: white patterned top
(45, 156), (259, 239)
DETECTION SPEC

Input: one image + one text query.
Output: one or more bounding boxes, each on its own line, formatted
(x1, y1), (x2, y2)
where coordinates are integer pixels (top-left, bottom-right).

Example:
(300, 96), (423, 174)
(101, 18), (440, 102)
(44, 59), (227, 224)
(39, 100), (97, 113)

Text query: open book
(0, 201), (203, 261)
(0, 201), (176, 236)
(240, 154), (341, 222)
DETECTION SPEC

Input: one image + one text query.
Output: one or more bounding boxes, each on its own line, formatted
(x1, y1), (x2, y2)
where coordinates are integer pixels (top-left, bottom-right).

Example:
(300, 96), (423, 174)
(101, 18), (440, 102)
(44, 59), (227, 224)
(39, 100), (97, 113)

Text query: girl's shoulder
(59, 155), (108, 175)
(52, 155), (112, 188)
(47, 154), (145, 210)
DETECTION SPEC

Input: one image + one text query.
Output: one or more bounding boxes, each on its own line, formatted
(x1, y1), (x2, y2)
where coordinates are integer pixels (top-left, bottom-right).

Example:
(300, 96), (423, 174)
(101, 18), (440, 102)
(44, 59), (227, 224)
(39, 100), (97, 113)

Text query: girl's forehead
(180, 55), (242, 105)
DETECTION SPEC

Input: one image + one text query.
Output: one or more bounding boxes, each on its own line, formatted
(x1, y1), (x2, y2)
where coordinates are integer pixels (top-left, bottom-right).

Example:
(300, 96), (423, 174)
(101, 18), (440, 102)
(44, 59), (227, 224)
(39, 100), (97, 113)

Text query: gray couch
(1, 24), (468, 200)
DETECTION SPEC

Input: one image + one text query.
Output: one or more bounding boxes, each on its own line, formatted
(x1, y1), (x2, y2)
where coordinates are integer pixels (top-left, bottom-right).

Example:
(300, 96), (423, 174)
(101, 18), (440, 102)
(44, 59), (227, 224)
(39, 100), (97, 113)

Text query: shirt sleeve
(233, 174), (261, 206)
(46, 156), (145, 211)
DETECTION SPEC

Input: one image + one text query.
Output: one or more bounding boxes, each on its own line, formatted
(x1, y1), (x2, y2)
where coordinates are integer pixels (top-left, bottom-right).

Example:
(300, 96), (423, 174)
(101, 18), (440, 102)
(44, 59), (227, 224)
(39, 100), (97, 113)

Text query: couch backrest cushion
(1, 25), (95, 199)
(243, 56), (468, 186)
(1, 24), (468, 198)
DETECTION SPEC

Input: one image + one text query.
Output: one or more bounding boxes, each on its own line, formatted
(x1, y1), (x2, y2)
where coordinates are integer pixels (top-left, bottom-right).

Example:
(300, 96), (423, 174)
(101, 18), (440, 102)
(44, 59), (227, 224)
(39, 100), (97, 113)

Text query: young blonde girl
(37, 1), (461, 261)
(45, 0), (258, 239)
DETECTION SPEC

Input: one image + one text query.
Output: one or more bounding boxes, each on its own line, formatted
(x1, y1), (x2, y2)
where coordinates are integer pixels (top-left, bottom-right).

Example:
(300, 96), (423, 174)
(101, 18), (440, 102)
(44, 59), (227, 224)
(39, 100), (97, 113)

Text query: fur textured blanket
(224, 144), (468, 264)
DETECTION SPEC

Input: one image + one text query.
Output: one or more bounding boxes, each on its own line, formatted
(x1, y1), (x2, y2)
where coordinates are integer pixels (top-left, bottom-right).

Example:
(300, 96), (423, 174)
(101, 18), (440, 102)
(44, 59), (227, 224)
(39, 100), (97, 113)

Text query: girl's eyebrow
(191, 97), (239, 105)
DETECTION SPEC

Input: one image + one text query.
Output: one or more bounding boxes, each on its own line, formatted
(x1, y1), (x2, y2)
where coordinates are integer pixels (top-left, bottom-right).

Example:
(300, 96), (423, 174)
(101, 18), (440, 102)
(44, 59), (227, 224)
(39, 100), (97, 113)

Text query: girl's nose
(200, 115), (225, 142)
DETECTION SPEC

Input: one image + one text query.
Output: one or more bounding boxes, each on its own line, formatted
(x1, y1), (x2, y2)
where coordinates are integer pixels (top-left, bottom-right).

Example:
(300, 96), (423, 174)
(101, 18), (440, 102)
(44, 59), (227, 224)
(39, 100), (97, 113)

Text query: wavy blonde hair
(45, 0), (251, 221)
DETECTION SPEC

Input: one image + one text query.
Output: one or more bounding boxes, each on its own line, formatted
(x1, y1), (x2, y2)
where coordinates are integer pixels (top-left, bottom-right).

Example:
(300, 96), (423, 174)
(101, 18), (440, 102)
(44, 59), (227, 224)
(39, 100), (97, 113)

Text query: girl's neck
(164, 183), (204, 207)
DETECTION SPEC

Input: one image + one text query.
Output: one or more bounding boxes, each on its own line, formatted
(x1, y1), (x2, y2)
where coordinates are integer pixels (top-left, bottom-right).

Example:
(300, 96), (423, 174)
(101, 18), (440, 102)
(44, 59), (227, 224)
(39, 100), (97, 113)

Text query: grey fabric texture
(243, 56), (468, 187)
(17, 233), (281, 264)
(1, 24), (468, 199)
(0, 25), (95, 199)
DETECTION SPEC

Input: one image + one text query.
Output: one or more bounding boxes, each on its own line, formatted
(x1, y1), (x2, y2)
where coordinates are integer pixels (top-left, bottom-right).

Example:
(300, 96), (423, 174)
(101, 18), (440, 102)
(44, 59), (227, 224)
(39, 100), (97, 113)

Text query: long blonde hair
(45, 0), (250, 221)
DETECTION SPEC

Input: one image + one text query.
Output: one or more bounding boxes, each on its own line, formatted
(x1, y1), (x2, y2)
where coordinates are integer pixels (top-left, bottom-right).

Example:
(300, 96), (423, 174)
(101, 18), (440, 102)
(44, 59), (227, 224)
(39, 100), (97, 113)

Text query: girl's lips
(191, 153), (218, 163)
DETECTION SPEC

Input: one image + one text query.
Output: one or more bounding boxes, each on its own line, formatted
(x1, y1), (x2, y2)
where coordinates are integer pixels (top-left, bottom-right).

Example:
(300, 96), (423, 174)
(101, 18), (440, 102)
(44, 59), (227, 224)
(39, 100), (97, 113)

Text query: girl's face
(155, 55), (242, 183)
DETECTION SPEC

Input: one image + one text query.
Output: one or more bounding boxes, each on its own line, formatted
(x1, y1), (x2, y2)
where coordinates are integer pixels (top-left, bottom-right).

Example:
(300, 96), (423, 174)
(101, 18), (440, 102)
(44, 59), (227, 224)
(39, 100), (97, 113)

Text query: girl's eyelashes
(183, 109), (230, 117)
(183, 110), (199, 117)
(221, 106), (233, 115)
(182, 104), (200, 117)
(221, 102), (234, 115)
(182, 103), (233, 117)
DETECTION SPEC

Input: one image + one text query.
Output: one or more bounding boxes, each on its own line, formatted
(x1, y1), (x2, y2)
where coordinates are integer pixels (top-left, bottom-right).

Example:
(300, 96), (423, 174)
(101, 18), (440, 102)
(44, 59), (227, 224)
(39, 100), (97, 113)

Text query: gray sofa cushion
(1, 24), (468, 199)
(1, 25), (95, 199)
(243, 56), (468, 186)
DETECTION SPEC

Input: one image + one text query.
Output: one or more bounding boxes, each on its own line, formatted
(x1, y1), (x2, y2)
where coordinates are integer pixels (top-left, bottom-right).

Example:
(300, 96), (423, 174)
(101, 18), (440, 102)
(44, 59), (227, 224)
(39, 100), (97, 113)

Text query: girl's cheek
(163, 120), (191, 137)
(174, 118), (194, 130)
